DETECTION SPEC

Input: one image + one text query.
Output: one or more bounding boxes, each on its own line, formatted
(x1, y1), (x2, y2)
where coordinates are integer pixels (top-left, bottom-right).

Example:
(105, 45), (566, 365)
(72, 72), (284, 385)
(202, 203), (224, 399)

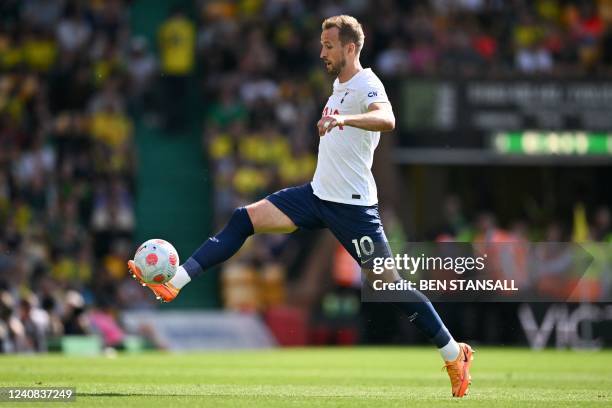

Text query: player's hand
(317, 115), (345, 136)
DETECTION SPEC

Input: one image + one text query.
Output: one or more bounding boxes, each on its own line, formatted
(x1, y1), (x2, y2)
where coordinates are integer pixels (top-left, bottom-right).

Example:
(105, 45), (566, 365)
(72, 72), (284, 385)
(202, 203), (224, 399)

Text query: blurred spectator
(91, 179), (134, 238)
(158, 7), (196, 131)
(88, 301), (125, 349)
(206, 87), (247, 129)
(56, 3), (91, 54)
(571, 2), (604, 70)
(18, 294), (49, 352)
(515, 40), (554, 73)
(513, 12), (553, 73)
(21, 0), (65, 31)
(0, 291), (27, 352)
(440, 29), (485, 75)
(125, 37), (157, 114)
(376, 39), (410, 77)
(408, 37), (438, 74)
(62, 290), (88, 335)
(40, 295), (64, 339)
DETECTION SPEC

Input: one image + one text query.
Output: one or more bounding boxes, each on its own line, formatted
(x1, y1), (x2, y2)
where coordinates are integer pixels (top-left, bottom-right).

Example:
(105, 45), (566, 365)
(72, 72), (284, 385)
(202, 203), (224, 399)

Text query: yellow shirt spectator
(239, 133), (290, 164)
(266, 134), (291, 164)
(93, 57), (121, 86)
(239, 0), (263, 17)
(514, 22), (543, 48)
(90, 110), (133, 148)
(158, 14), (196, 75)
(233, 167), (267, 195)
(23, 37), (57, 72)
(1, 46), (23, 69)
(104, 254), (127, 281)
(0, 36), (22, 69)
(209, 133), (233, 160)
(15, 204), (32, 234)
(51, 257), (92, 283)
(279, 154), (316, 184)
(239, 134), (266, 163)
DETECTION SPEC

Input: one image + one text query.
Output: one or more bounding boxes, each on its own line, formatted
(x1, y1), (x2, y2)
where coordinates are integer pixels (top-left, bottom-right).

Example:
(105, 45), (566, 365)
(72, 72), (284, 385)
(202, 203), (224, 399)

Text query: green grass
(1, 347), (611, 407)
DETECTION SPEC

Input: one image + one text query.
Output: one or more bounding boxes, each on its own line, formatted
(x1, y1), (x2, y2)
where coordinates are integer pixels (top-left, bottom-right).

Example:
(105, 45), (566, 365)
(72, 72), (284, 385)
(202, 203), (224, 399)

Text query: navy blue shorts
(266, 183), (390, 265)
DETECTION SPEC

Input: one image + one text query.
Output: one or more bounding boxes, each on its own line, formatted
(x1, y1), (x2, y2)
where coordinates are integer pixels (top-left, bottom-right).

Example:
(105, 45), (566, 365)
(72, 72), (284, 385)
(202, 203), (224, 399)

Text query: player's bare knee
(246, 199), (296, 233)
(245, 200), (266, 230)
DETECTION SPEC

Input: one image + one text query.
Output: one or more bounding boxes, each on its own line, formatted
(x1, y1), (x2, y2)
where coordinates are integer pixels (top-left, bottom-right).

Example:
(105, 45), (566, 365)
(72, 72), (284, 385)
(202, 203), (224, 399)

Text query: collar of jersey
(334, 68), (370, 90)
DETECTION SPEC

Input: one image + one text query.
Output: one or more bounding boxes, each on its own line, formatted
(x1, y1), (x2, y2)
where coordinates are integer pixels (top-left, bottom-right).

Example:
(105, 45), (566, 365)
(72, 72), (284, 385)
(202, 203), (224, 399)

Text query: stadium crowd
(201, 0), (612, 215)
(2, 0), (612, 351)
(0, 0), (153, 353)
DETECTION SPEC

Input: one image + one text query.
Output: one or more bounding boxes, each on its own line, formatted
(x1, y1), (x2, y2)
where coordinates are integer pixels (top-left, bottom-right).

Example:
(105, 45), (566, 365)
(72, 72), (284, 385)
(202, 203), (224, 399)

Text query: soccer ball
(133, 239), (179, 284)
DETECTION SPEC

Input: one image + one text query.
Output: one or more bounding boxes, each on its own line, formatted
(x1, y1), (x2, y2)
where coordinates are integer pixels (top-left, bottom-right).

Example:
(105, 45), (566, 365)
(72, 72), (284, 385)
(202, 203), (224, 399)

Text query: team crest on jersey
(340, 90), (349, 104)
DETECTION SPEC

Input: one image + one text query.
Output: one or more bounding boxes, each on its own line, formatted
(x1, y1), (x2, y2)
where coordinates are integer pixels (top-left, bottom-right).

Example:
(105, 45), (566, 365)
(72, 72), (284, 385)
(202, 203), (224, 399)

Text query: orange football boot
(127, 260), (180, 302)
(443, 342), (474, 397)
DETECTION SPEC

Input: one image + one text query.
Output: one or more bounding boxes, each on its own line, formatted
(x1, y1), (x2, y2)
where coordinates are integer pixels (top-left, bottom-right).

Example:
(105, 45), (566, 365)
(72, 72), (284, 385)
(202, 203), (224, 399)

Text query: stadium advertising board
(399, 79), (612, 149)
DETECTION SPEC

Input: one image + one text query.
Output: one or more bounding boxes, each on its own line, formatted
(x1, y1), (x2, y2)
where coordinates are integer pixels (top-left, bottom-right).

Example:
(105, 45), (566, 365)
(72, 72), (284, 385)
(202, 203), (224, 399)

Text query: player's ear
(346, 42), (356, 56)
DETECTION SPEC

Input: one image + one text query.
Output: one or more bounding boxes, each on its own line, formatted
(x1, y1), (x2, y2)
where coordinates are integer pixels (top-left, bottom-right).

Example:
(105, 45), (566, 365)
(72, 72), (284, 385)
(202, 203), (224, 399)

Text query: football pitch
(1, 347), (611, 407)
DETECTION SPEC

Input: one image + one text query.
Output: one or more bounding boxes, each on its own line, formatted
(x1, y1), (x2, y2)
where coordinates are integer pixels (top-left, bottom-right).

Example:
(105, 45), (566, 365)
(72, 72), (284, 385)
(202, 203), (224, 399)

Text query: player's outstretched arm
(317, 102), (395, 135)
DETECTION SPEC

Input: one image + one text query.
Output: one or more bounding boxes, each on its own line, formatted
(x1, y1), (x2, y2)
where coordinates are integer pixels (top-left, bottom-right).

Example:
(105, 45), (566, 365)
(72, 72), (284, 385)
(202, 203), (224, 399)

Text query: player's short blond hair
(322, 15), (365, 54)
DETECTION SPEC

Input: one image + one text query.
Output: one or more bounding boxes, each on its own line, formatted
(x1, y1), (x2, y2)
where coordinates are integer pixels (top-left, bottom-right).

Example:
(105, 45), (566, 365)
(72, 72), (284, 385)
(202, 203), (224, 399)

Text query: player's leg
(329, 218), (459, 358)
(129, 184), (321, 301)
(321, 201), (473, 396)
(169, 199), (296, 287)
(173, 184), (324, 289)
(129, 200), (295, 301)
(246, 199), (298, 234)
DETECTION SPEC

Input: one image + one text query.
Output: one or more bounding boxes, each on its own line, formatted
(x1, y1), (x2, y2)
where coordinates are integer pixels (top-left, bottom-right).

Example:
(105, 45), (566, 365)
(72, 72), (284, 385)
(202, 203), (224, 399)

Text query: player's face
(320, 28), (347, 76)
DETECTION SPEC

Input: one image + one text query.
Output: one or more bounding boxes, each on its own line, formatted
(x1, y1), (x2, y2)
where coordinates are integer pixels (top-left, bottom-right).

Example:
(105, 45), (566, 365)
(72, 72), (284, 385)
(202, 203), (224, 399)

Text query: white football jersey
(311, 68), (390, 206)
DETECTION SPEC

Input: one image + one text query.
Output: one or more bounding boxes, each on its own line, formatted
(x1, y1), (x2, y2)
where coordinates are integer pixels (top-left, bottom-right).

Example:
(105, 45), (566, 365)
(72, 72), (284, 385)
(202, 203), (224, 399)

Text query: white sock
(169, 265), (191, 289)
(439, 339), (461, 361)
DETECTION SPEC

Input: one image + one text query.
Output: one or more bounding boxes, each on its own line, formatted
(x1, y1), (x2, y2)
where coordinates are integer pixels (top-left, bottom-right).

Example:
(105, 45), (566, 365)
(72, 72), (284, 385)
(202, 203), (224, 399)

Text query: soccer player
(129, 15), (474, 397)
